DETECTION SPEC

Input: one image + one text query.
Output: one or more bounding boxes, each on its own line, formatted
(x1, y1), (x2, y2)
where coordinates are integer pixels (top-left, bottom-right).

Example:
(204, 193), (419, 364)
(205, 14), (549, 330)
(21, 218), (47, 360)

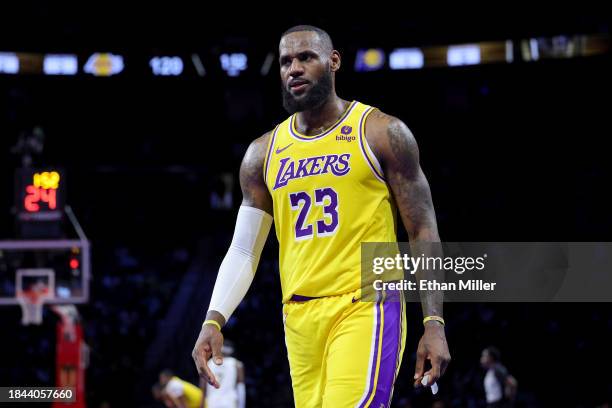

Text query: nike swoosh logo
(275, 143), (293, 154)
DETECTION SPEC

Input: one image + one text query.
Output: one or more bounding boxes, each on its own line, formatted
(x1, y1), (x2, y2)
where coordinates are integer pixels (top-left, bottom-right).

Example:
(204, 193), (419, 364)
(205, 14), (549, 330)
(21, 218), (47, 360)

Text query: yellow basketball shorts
(283, 290), (407, 408)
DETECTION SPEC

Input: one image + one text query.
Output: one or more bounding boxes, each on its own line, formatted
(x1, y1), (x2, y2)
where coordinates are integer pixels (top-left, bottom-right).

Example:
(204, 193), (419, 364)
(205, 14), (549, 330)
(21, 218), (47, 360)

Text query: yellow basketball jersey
(172, 376), (203, 408)
(264, 101), (397, 302)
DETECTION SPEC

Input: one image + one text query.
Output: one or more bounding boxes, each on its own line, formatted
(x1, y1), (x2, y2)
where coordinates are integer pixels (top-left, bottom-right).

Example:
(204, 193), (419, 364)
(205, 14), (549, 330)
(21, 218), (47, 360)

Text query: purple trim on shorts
(359, 297), (383, 407)
(368, 298), (402, 407)
(392, 292), (405, 392)
(289, 101), (358, 141)
(289, 294), (319, 302)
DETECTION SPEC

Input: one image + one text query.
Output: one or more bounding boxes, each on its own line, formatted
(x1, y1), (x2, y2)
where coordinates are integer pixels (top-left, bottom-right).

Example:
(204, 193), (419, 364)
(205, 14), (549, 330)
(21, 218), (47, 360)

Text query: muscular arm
(193, 132), (273, 388)
(239, 132), (274, 213)
(366, 111), (442, 314)
(365, 110), (450, 386)
(204, 132), (273, 327)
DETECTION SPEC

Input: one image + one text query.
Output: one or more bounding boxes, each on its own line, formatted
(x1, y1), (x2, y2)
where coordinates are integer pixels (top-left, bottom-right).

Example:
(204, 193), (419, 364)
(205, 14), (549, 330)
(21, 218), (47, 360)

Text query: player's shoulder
(251, 129), (275, 152)
(494, 363), (510, 377)
(165, 378), (184, 396)
(242, 129), (275, 168)
(364, 107), (407, 137)
(363, 107), (414, 158)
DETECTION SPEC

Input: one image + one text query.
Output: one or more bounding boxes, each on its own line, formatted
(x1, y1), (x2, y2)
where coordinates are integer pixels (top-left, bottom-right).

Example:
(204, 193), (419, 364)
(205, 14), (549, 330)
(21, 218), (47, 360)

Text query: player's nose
(288, 59), (305, 76)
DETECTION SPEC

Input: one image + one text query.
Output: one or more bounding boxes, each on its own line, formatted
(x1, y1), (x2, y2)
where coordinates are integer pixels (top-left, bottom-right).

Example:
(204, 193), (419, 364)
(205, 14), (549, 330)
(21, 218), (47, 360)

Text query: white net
(17, 285), (52, 325)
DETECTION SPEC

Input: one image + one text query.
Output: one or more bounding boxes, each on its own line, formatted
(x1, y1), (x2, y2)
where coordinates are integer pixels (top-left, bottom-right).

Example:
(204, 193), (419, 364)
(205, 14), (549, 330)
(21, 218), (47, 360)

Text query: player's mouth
(288, 79), (310, 94)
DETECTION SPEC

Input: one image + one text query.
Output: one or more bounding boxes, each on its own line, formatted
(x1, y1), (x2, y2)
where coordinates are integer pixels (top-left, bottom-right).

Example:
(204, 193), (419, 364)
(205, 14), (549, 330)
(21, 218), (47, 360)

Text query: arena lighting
(519, 35), (611, 61)
(505, 40), (514, 63)
(43, 54), (78, 75)
(83, 53), (124, 76)
(389, 48), (424, 69)
(355, 48), (385, 72)
(0, 52), (19, 74)
(529, 38), (540, 61)
(220, 53), (248, 77)
(447, 44), (481, 66)
(150, 56), (184, 76)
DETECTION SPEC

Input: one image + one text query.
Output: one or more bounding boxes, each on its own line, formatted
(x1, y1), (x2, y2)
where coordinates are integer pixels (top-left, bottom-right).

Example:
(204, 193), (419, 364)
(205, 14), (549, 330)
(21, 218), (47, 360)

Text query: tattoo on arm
(239, 132), (273, 215)
(386, 119), (439, 241)
(383, 116), (443, 318)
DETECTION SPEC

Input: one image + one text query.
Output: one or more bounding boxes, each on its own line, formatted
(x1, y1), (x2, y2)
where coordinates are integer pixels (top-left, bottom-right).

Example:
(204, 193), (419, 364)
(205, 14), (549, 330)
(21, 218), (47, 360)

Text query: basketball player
(159, 369), (204, 408)
(152, 382), (177, 408)
(481, 347), (518, 408)
(203, 341), (246, 408)
(193, 25), (451, 406)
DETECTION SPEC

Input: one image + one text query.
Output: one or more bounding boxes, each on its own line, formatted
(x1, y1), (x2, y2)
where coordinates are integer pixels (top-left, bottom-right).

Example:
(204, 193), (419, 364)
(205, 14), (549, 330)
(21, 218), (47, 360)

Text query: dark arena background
(1, 8), (611, 408)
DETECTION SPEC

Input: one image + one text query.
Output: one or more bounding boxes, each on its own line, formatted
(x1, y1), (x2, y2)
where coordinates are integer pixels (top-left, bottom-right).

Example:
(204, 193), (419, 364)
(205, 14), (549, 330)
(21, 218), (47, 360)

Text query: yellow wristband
(203, 319), (222, 331)
(423, 316), (445, 326)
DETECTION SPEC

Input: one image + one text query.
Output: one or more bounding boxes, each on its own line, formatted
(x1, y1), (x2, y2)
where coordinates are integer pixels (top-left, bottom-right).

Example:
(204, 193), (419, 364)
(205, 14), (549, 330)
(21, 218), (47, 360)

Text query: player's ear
(330, 50), (341, 72)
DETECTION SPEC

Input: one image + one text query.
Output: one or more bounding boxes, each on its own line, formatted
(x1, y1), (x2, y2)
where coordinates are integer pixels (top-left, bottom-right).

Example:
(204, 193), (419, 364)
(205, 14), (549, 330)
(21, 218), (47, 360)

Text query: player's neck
(296, 95), (350, 136)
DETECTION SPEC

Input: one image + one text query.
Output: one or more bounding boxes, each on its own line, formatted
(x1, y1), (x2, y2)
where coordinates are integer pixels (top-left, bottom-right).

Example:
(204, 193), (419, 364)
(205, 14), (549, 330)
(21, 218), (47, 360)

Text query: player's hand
(414, 322), (451, 388)
(192, 320), (224, 389)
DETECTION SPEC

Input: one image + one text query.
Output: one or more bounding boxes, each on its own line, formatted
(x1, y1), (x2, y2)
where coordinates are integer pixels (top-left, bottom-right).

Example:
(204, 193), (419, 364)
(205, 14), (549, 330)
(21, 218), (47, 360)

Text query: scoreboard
(15, 168), (65, 222)
(1, 167), (90, 305)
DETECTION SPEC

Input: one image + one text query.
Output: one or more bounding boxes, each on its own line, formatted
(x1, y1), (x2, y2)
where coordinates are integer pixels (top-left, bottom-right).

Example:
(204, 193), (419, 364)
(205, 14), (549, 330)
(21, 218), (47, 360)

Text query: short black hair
(485, 346), (501, 362)
(281, 25), (334, 53)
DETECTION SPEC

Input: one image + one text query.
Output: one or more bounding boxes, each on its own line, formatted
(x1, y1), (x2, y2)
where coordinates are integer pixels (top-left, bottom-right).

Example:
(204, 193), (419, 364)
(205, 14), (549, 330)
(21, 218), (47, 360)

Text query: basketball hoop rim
(16, 287), (53, 305)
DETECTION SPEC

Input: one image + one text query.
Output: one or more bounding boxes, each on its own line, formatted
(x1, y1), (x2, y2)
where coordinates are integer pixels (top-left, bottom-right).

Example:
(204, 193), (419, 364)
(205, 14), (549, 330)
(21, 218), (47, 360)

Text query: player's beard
(281, 68), (333, 114)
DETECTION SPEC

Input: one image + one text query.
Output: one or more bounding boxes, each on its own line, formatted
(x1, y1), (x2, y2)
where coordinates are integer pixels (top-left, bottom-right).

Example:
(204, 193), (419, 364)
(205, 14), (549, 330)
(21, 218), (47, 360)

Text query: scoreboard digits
(16, 169), (65, 221)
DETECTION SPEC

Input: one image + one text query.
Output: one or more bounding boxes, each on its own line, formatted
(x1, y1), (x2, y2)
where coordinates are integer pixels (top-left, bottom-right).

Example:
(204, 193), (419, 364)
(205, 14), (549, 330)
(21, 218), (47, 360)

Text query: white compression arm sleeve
(207, 206), (273, 322)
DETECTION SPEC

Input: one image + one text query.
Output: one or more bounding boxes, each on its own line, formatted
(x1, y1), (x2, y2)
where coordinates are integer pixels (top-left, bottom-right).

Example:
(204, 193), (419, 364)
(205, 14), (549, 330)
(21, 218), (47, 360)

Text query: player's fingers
(440, 353), (451, 376)
(413, 349), (426, 387)
(192, 346), (206, 374)
(202, 363), (220, 388)
(192, 343), (219, 387)
(427, 356), (441, 384)
(210, 333), (224, 366)
(419, 370), (437, 389)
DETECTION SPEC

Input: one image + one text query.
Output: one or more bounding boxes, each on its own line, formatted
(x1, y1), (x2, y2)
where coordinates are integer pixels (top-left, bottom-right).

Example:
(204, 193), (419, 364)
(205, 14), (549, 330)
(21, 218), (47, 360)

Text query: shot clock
(14, 168), (66, 233)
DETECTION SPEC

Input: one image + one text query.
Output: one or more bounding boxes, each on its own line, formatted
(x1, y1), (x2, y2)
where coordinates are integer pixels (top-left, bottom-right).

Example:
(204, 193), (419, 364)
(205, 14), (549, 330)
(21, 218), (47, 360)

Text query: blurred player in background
(480, 346), (518, 408)
(159, 369), (204, 408)
(193, 25), (451, 406)
(153, 382), (177, 408)
(204, 340), (246, 408)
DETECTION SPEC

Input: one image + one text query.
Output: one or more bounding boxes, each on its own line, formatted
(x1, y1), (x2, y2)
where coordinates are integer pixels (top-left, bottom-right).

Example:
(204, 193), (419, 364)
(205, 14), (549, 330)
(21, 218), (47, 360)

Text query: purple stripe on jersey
(289, 101), (358, 141)
(358, 107), (386, 182)
(358, 298), (383, 408)
(368, 298), (403, 407)
(263, 126), (279, 184)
